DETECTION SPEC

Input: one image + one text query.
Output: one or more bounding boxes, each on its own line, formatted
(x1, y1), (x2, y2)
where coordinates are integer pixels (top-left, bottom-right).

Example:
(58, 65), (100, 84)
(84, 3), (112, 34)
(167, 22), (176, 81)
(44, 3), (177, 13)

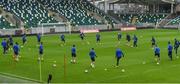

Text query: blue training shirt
(96, 34), (100, 39)
(116, 49), (124, 58)
(152, 38), (155, 43)
(61, 34), (65, 40)
(71, 47), (76, 54)
(39, 44), (43, 52)
(1, 41), (7, 47)
(89, 50), (96, 58)
(22, 35), (26, 41)
(37, 34), (41, 40)
(133, 36), (138, 42)
(9, 37), (13, 44)
(154, 47), (160, 54)
(13, 44), (19, 52)
(168, 44), (173, 52)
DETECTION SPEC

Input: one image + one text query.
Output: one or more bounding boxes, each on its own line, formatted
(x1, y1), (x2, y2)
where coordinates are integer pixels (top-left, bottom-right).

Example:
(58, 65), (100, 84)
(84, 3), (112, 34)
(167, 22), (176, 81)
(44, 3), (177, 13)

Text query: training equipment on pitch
(104, 68), (107, 71)
(53, 64), (57, 67)
(121, 69), (125, 72)
(85, 70), (88, 73)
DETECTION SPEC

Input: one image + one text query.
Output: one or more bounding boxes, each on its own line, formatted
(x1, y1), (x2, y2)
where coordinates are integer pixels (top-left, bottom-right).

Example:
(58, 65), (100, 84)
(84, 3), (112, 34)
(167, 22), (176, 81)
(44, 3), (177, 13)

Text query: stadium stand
(168, 16), (180, 25)
(0, 15), (16, 29)
(81, 0), (117, 24)
(119, 14), (167, 24)
(37, 0), (102, 25)
(0, 0), (57, 28)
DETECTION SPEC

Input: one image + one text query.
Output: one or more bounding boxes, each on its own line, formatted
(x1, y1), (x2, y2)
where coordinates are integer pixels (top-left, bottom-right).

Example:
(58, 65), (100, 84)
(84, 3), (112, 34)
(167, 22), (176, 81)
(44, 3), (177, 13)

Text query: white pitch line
(0, 72), (40, 83)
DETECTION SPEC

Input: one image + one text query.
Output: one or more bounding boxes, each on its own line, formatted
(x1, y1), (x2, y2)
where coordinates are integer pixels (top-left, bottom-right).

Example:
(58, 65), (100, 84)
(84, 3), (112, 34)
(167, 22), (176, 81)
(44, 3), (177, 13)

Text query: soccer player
(89, 48), (97, 68)
(96, 33), (101, 43)
(80, 32), (85, 40)
(6, 39), (10, 52)
(60, 34), (65, 43)
(22, 33), (27, 45)
(115, 48), (124, 67)
(71, 45), (76, 63)
(47, 74), (52, 83)
(118, 33), (122, 41)
(1, 39), (7, 54)
(126, 34), (131, 46)
(38, 42), (44, 61)
(133, 35), (138, 47)
(13, 42), (20, 62)
(8, 35), (13, 49)
(168, 41), (173, 61)
(151, 36), (156, 48)
(174, 38), (179, 57)
(154, 45), (160, 64)
(37, 33), (41, 44)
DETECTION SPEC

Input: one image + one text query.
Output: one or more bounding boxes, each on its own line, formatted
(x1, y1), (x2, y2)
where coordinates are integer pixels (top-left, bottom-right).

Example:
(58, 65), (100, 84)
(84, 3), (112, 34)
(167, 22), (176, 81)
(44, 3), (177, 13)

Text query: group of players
(1, 32), (180, 68)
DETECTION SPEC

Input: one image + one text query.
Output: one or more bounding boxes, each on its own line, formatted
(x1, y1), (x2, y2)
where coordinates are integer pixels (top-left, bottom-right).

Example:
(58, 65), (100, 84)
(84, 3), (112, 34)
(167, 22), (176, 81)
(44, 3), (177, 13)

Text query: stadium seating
(37, 0), (102, 25)
(0, 15), (16, 29)
(80, 0), (116, 24)
(168, 16), (180, 25)
(119, 14), (167, 24)
(0, 0), (57, 28)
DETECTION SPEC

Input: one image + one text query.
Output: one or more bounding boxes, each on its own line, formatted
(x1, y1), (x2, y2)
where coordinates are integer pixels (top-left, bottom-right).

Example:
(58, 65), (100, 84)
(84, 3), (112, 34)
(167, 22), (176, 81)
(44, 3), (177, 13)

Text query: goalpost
(37, 22), (71, 36)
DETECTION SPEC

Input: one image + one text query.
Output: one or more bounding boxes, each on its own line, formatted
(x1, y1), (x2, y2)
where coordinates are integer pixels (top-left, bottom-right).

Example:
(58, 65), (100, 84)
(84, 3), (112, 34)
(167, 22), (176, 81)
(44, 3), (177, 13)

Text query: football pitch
(0, 29), (180, 83)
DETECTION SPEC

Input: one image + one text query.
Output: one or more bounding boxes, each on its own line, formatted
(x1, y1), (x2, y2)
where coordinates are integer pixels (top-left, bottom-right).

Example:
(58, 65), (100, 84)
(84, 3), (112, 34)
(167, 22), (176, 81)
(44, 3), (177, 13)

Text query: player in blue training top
(118, 33), (122, 41)
(96, 33), (101, 43)
(37, 33), (41, 44)
(1, 39), (7, 54)
(115, 48), (124, 67)
(13, 42), (20, 62)
(174, 38), (179, 57)
(168, 41), (173, 61)
(80, 32), (85, 40)
(126, 34), (131, 46)
(60, 34), (65, 43)
(89, 48), (97, 68)
(154, 45), (160, 64)
(38, 42), (44, 61)
(133, 35), (138, 47)
(22, 33), (27, 45)
(71, 45), (77, 63)
(151, 36), (156, 48)
(8, 35), (13, 49)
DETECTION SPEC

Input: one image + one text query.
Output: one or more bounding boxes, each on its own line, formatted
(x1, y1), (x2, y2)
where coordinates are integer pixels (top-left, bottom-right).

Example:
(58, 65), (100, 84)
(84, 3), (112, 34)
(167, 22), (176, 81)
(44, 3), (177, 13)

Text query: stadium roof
(110, 0), (170, 4)
(90, 0), (177, 4)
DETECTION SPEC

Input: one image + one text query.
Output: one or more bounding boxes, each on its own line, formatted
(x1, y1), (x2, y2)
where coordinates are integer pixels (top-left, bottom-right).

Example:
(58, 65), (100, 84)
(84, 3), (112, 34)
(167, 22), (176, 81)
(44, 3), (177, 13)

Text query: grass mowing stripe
(0, 72), (40, 83)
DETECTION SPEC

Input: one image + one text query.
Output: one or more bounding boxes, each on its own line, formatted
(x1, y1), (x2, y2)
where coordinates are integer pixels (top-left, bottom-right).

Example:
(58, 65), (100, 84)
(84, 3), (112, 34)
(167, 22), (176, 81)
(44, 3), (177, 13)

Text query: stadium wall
(0, 23), (179, 37)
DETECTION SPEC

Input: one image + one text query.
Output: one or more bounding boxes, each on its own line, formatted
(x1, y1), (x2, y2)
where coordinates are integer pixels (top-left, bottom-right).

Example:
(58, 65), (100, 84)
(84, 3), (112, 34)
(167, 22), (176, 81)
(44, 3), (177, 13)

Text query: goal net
(33, 22), (70, 36)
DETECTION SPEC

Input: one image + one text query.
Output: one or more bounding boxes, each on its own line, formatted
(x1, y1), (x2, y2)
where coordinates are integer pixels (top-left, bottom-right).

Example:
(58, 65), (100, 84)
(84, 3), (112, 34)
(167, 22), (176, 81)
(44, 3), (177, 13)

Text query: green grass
(1, 29), (180, 83)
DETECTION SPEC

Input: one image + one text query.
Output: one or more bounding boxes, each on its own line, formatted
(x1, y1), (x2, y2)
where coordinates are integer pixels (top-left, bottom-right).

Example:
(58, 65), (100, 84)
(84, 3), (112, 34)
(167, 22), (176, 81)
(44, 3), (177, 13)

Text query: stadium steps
(107, 11), (127, 24)
(166, 15), (180, 25)
(36, 0), (66, 23)
(158, 13), (178, 26)
(84, 0), (120, 24)
(86, 10), (106, 24)
(0, 7), (20, 27)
